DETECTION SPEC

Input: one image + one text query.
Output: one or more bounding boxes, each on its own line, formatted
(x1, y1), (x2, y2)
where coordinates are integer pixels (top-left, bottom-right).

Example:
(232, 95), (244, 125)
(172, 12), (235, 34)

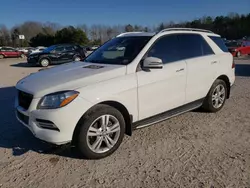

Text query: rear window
(208, 36), (229, 52)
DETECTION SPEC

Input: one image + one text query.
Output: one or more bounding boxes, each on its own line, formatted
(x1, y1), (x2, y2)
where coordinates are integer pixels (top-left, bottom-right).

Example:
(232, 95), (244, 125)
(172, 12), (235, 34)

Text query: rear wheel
(73, 56), (81, 61)
(75, 104), (125, 159)
(39, 58), (50, 67)
(202, 79), (227, 113)
(0, 55), (4, 59)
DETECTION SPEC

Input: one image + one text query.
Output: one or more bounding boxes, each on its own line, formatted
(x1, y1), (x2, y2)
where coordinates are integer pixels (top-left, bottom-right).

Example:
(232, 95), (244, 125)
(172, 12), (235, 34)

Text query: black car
(27, 44), (86, 67)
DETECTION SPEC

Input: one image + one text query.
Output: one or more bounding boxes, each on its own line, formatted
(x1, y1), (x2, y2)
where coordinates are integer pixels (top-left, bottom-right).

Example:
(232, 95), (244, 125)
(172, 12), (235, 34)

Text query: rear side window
(178, 34), (214, 59)
(208, 36), (229, 52)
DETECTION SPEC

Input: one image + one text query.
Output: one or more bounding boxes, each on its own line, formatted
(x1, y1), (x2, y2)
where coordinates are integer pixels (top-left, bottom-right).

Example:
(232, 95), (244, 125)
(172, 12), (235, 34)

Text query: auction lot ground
(0, 57), (250, 188)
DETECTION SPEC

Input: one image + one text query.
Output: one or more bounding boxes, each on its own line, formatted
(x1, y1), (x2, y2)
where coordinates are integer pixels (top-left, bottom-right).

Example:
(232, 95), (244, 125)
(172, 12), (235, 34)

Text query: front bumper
(15, 93), (94, 145)
(27, 57), (39, 64)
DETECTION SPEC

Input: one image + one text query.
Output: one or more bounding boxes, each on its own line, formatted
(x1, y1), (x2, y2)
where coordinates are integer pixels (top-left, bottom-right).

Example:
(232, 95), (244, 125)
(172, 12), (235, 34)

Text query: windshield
(43, 45), (57, 52)
(225, 42), (240, 47)
(84, 36), (152, 65)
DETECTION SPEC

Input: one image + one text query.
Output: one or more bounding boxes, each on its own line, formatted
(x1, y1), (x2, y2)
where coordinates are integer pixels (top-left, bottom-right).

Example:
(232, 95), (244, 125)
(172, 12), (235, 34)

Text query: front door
(137, 34), (187, 120)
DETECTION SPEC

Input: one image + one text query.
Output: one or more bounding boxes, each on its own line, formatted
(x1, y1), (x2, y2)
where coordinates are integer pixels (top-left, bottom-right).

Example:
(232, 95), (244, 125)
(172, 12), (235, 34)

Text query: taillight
(232, 60), (235, 69)
(232, 60), (235, 68)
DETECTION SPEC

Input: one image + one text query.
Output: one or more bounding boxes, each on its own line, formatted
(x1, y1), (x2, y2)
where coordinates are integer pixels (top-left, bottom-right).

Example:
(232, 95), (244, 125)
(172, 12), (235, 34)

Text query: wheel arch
(72, 100), (133, 145)
(39, 56), (51, 63)
(216, 75), (231, 99)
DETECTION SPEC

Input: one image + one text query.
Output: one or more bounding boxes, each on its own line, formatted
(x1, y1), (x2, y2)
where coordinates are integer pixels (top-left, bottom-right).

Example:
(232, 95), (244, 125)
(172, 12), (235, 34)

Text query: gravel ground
(0, 57), (250, 188)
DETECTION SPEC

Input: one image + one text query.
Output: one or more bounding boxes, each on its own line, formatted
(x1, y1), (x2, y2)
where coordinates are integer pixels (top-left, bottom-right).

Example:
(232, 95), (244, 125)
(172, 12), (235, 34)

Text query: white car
(28, 46), (46, 54)
(15, 28), (235, 159)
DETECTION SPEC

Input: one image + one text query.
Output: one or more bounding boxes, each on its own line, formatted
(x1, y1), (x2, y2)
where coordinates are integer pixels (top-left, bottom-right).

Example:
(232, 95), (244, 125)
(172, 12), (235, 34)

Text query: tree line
(0, 12), (249, 47)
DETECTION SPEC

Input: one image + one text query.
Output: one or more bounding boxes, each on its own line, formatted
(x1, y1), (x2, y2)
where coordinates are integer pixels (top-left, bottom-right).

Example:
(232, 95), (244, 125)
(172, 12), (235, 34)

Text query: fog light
(36, 119), (60, 131)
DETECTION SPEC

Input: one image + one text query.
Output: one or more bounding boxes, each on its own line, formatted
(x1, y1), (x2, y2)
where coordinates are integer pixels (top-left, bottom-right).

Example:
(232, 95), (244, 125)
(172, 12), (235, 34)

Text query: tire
(20, 54), (26, 58)
(236, 51), (241, 57)
(73, 56), (81, 61)
(202, 79), (227, 113)
(39, 58), (50, 67)
(0, 55), (4, 59)
(75, 104), (125, 159)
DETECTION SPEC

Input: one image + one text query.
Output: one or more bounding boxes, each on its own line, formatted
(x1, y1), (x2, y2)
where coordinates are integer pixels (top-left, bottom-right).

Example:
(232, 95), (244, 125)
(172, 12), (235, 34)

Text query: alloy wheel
(212, 84), (226, 109)
(74, 57), (81, 61)
(41, 59), (49, 67)
(86, 115), (121, 153)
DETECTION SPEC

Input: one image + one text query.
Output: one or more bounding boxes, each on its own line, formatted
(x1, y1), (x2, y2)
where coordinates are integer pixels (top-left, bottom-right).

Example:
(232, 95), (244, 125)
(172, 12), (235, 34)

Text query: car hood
(16, 62), (127, 98)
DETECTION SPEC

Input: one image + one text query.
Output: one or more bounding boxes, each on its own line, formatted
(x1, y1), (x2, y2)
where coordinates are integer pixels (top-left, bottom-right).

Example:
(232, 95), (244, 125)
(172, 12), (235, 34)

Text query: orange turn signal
(59, 93), (79, 107)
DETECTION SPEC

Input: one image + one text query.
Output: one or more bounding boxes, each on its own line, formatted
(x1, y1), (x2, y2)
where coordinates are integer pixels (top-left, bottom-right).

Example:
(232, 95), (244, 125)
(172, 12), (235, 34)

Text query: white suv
(15, 28), (235, 159)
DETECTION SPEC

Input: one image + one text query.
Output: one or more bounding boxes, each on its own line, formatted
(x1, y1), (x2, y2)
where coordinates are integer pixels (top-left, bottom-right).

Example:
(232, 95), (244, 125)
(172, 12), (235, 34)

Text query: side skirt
(132, 98), (204, 130)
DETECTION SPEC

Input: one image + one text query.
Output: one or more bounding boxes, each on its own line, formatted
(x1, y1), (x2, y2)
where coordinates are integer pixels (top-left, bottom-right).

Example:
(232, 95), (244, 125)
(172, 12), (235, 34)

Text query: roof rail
(158, 28), (214, 34)
(116, 32), (146, 37)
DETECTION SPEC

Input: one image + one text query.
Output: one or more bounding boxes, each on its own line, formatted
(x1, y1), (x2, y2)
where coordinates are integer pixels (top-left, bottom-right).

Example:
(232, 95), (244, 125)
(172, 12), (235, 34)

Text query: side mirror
(142, 57), (163, 69)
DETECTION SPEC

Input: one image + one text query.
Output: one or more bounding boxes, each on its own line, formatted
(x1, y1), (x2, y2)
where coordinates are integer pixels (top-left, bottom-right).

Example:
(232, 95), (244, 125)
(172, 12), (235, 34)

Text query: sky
(0, 0), (249, 28)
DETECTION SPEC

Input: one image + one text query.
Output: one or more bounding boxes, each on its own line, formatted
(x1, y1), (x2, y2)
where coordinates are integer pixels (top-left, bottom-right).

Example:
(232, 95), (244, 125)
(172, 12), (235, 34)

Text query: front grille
(18, 90), (33, 110)
(17, 110), (29, 125)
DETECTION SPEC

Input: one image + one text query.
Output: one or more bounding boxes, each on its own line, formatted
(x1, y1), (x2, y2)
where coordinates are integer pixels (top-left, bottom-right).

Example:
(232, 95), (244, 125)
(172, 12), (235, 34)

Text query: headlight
(37, 91), (79, 109)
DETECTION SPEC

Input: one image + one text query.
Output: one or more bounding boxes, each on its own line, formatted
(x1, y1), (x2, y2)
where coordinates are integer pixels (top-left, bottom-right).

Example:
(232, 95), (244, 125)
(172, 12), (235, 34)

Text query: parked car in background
(226, 40), (250, 57)
(16, 28), (235, 159)
(28, 46), (46, 55)
(17, 47), (34, 55)
(0, 47), (26, 59)
(27, 44), (86, 67)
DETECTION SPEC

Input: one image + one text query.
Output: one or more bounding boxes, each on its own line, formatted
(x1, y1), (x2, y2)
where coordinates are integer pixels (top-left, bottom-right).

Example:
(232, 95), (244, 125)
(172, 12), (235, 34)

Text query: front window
(84, 36), (152, 65)
(43, 45), (57, 53)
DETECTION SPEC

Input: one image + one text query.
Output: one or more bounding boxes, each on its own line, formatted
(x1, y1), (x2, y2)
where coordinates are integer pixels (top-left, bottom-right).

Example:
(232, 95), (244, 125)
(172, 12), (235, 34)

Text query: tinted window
(201, 38), (214, 55)
(242, 41), (250, 47)
(43, 45), (56, 52)
(208, 36), (229, 52)
(65, 46), (75, 51)
(178, 34), (214, 59)
(54, 46), (65, 52)
(146, 35), (181, 64)
(225, 42), (240, 47)
(3, 47), (15, 51)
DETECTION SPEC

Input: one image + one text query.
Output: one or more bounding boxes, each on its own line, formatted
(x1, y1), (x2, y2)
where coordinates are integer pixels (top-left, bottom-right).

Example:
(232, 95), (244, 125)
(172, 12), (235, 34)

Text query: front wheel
(75, 104), (125, 159)
(39, 58), (50, 67)
(202, 79), (227, 113)
(20, 54), (26, 58)
(0, 55), (4, 59)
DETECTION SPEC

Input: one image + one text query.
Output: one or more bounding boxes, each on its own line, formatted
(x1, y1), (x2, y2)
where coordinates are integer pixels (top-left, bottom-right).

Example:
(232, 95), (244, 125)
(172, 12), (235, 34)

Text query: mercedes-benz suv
(15, 28), (235, 159)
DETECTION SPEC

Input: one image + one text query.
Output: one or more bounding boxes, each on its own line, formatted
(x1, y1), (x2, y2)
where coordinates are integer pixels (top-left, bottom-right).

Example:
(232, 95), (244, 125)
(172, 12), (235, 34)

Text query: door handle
(211, 61), (218, 64)
(176, 68), (184, 72)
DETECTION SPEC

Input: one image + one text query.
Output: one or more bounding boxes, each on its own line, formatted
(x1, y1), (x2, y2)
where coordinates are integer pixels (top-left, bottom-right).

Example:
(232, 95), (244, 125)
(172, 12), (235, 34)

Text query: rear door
(63, 45), (76, 62)
(51, 46), (66, 64)
(178, 34), (217, 103)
